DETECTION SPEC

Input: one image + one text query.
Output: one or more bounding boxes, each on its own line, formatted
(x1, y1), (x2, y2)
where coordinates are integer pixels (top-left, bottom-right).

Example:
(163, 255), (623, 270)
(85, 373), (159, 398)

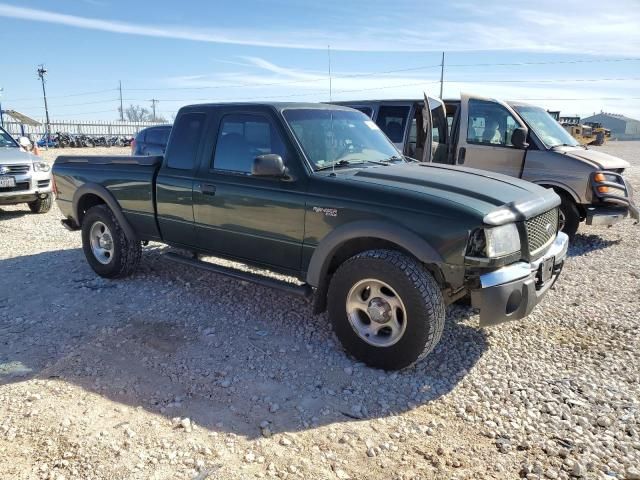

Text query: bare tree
(118, 104), (167, 122)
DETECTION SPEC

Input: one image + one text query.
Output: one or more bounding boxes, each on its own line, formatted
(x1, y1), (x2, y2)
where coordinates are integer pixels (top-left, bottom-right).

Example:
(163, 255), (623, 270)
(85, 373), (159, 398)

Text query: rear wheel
(558, 193), (580, 240)
(27, 194), (52, 214)
(81, 205), (141, 278)
(327, 249), (445, 370)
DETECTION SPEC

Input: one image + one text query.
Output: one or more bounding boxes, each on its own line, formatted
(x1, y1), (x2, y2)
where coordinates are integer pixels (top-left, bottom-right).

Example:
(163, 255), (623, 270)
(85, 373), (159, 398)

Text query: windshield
(282, 108), (402, 170)
(0, 128), (18, 148)
(512, 105), (580, 148)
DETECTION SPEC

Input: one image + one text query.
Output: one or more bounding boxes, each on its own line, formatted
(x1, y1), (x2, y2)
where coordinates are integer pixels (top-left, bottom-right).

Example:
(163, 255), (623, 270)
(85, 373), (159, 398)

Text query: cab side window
(376, 106), (410, 143)
(467, 100), (519, 147)
(212, 114), (287, 174)
(165, 113), (205, 170)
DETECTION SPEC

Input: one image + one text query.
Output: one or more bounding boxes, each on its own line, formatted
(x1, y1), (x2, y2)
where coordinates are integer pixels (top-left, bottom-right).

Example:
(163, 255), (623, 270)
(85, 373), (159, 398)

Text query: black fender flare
(305, 220), (443, 287)
(72, 183), (138, 240)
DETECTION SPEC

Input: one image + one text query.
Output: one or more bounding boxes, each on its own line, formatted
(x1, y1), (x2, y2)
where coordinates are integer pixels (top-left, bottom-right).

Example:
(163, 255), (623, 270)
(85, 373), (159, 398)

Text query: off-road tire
(81, 205), (141, 278)
(558, 193), (580, 240)
(27, 194), (52, 214)
(327, 249), (446, 370)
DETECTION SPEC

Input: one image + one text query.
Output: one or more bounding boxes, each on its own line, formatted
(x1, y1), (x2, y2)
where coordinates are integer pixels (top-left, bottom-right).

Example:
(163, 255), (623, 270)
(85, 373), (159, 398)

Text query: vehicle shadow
(567, 232), (621, 257)
(0, 206), (30, 220)
(0, 247), (488, 439)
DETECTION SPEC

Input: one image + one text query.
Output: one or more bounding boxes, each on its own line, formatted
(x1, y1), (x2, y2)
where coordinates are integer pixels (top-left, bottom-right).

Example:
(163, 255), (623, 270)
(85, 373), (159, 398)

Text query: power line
(446, 77), (640, 83)
(445, 57), (640, 67)
(8, 87), (118, 102)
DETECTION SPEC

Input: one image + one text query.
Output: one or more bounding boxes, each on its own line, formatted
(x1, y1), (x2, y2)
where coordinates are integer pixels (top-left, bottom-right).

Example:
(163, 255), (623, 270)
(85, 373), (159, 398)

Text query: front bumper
(585, 205), (636, 226)
(0, 171), (53, 205)
(471, 232), (569, 327)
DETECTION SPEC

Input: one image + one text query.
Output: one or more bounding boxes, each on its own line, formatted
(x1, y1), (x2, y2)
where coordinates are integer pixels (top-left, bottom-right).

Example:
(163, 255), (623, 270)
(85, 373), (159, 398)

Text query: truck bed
(53, 155), (163, 240)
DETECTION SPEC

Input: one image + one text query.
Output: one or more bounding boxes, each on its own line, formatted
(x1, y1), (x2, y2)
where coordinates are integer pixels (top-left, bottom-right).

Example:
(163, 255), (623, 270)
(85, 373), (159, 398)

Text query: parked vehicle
(0, 126), (53, 213)
(335, 94), (639, 239)
(52, 102), (567, 370)
(131, 124), (172, 156)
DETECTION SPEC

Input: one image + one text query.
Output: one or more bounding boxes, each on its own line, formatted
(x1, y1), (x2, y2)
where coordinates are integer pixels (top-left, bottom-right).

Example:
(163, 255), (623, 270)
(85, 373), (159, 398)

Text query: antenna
(327, 45), (333, 102)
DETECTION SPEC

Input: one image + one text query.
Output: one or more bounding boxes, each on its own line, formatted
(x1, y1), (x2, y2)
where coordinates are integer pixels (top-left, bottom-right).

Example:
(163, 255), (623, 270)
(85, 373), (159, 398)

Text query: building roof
(583, 112), (640, 123)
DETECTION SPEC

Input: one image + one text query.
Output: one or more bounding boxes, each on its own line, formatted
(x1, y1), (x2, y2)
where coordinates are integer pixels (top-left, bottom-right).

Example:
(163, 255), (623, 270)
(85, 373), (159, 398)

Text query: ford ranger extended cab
(0, 126), (53, 213)
(336, 94), (639, 239)
(52, 102), (568, 370)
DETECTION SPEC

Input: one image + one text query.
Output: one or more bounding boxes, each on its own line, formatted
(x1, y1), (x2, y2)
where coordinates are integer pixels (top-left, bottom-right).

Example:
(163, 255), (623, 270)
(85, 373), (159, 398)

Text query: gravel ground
(0, 144), (638, 480)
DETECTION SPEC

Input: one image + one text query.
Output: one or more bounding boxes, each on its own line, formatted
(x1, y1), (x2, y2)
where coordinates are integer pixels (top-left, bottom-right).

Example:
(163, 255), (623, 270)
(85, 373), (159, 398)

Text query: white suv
(0, 126), (53, 213)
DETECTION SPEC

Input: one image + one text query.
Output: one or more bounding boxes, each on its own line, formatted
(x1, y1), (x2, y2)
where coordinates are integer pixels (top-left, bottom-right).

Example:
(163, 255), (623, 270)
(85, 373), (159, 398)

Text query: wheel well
(541, 185), (585, 219)
(76, 194), (106, 224)
(312, 237), (445, 314)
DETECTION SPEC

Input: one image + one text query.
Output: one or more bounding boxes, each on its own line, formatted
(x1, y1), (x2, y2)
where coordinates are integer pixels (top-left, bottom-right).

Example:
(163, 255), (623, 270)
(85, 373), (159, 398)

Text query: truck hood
(342, 163), (560, 224)
(557, 146), (629, 170)
(0, 147), (35, 165)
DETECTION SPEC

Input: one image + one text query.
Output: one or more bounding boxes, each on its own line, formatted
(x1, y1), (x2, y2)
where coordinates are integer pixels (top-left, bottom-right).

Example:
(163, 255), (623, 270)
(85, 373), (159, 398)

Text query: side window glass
(467, 99), (519, 147)
(165, 113), (205, 170)
(376, 106), (410, 143)
(355, 107), (373, 118)
(147, 129), (164, 144)
(212, 114), (286, 173)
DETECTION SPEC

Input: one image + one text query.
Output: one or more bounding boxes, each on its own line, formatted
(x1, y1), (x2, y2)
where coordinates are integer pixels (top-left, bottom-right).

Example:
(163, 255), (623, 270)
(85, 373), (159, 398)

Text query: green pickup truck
(52, 102), (568, 370)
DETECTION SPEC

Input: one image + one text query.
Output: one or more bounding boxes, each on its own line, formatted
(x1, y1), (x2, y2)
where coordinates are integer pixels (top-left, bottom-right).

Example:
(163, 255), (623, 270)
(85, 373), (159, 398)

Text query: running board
(163, 252), (313, 299)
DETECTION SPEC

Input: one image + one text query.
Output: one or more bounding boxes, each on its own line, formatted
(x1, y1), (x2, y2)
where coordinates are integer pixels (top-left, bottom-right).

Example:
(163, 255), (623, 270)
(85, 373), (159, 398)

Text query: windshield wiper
(314, 159), (356, 171)
(314, 158), (392, 171)
(382, 155), (405, 163)
(551, 143), (579, 149)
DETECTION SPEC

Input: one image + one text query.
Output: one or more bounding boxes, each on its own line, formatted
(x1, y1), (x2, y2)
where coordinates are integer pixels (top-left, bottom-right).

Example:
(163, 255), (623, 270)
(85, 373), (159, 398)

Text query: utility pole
(119, 81), (124, 121)
(0, 87), (4, 128)
(150, 98), (159, 122)
(439, 52), (445, 98)
(37, 65), (51, 149)
(327, 45), (333, 102)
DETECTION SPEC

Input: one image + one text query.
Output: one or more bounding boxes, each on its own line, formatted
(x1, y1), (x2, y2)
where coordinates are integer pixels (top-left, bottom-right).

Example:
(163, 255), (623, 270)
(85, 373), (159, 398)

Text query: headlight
(593, 171), (620, 194)
(467, 224), (521, 258)
(33, 161), (51, 172)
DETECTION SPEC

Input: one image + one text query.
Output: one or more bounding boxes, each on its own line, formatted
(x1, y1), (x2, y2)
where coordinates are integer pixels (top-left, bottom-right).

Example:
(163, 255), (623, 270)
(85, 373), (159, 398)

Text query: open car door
(420, 93), (448, 164)
(456, 92), (528, 177)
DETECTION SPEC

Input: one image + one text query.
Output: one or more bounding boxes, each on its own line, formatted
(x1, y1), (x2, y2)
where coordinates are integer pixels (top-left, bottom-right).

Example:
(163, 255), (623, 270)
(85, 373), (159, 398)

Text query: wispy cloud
(1, 1), (639, 53)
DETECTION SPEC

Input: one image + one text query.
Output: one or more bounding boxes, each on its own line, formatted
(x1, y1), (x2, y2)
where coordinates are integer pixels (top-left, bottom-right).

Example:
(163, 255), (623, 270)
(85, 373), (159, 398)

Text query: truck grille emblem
(0, 166), (9, 175)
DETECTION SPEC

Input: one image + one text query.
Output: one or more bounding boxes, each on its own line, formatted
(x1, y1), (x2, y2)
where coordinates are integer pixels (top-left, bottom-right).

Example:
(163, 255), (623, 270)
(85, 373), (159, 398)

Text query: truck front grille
(2, 164), (30, 175)
(525, 208), (559, 256)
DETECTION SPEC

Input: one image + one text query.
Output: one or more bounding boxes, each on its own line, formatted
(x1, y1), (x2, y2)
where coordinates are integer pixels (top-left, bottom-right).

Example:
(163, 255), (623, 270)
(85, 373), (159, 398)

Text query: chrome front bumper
(0, 171), (52, 204)
(471, 232), (569, 327)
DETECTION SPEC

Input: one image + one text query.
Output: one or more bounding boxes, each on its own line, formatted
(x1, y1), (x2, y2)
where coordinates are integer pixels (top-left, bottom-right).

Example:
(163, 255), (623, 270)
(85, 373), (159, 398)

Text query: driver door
(456, 93), (527, 177)
(419, 93), (448, 164)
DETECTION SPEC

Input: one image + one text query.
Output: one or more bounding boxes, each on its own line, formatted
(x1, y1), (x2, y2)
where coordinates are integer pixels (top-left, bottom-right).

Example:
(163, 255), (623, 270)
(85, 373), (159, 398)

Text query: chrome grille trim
(526, 208), (559, 255)
(1, 164), (31, 175)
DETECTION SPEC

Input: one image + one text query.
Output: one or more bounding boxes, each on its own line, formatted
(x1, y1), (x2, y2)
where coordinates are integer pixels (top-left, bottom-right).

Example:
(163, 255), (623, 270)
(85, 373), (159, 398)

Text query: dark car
(131, 124), (172, 156)
(52, 102), (567, 370)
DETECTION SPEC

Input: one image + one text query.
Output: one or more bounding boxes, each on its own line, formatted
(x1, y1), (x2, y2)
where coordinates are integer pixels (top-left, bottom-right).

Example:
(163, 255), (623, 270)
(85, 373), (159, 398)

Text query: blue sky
(0, 0), (639, 121)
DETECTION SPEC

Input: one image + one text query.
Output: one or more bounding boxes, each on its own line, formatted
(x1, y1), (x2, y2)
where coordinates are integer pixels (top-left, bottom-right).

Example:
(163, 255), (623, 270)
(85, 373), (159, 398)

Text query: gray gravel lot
(0, 144), (638, 479)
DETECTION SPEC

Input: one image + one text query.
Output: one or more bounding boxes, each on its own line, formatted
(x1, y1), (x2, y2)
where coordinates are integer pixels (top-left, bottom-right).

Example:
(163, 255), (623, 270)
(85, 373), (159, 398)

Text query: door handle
(195, 183), (216, 195)
(458, 147), (466, 164)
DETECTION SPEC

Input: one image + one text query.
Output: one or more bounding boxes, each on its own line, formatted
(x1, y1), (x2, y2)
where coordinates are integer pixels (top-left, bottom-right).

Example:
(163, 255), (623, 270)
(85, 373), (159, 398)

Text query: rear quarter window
(146, 127), (170, 145)
(165, 113), (205, 170)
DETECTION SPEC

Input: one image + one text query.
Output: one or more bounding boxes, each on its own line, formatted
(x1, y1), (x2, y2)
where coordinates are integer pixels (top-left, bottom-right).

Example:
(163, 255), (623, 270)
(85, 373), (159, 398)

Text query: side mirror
(252, 154), (286, 177)
(511, 127), (529, 149)
(18, 136), (32, 149)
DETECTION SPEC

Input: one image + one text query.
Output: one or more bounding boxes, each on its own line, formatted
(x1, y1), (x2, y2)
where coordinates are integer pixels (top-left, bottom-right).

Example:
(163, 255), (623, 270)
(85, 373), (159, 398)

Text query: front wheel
(327, 249), (445, 370)
(81, 205), (141, 278)
(558, 194), (580, 240)
(28, 194), (52, 214)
